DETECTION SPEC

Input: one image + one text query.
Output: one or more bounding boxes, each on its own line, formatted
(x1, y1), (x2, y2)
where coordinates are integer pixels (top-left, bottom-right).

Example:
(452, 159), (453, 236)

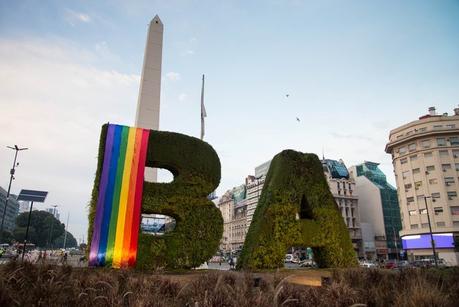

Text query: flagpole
(63, 212), (69, 249)
(200, 74), (206, 140)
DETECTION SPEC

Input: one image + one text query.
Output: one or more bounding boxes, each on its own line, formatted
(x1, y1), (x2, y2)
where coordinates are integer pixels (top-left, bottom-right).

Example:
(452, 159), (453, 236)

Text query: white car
(284, 254), (294, 263)
(359, 260), (377, 268)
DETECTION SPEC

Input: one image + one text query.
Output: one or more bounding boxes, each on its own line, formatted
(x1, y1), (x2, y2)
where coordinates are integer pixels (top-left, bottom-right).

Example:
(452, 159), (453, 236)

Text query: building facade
(385, 107), (459, 265)
(217, 185), (248, 252)
(349, 161), (402, 260)
(0, 186), (19, 233)
(245, 175), (265, 230)
(322, 159), (363, 256)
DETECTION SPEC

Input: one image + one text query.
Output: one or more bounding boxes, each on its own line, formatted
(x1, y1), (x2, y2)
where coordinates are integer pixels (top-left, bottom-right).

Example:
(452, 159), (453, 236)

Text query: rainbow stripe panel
(89, 124), (150, 268)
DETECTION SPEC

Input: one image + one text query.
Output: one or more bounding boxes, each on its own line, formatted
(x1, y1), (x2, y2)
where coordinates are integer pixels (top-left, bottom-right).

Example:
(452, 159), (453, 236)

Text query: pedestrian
(229, 257), (234, 270)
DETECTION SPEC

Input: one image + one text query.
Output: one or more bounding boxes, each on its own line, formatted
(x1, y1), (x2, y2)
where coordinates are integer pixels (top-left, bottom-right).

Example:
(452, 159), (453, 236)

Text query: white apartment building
(385, 106), (459, 265)
(322, 159), (362, 256)
(245, 175), (265, 230)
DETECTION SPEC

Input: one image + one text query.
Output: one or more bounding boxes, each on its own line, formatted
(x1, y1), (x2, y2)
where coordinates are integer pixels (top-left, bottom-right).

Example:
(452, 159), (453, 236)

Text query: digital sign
(402, 233), (455, 249)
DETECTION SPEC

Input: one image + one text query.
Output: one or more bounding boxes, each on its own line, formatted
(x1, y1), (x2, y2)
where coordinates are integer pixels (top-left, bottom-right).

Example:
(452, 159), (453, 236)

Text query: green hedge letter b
(238, 150), (357, 269)
(137, 130), (223, 269)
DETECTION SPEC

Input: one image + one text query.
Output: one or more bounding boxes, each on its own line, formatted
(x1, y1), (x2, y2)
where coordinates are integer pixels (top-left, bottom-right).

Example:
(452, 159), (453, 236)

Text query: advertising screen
(402, 233), (455, 249)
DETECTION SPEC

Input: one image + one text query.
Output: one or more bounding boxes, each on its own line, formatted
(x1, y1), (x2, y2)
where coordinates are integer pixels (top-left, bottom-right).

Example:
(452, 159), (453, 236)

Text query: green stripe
(105, 126), (129, 265)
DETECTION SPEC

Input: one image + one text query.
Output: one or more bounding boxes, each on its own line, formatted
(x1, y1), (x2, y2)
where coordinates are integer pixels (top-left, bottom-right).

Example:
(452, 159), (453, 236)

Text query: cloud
(65, 9), (91, 26)
(0, 38), (139, 239)
(178, 93), (188, 102)
(166, 71), (181, 81)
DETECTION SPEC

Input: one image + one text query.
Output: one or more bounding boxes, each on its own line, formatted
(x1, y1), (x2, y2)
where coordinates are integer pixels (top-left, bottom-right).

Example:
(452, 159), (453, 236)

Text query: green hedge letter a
(238, 150), (357, 269)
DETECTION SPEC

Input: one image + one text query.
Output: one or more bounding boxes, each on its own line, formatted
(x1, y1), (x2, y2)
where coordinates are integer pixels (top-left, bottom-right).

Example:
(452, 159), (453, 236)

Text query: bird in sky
(286, 94), (290, 98)
(296, 117), (300, 122)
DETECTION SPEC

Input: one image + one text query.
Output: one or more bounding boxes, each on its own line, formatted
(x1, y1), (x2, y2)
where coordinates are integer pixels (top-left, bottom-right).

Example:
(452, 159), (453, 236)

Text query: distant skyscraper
(135, 15), (163, 182)
(45, 207), (60, 221)
(349, 162), (402, 260)
(0, 186), (19, 233)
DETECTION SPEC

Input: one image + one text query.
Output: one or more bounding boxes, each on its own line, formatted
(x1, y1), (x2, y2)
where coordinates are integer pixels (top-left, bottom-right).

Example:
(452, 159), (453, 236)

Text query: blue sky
(1, 0), (459, 240)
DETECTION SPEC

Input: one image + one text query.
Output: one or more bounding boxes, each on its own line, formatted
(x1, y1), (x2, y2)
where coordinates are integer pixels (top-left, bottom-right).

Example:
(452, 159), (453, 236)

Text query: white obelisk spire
(135, 15), (163, 182)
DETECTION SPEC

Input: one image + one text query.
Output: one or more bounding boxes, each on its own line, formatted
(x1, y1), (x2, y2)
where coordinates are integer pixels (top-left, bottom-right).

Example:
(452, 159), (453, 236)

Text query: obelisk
(135, 15), (163, 182)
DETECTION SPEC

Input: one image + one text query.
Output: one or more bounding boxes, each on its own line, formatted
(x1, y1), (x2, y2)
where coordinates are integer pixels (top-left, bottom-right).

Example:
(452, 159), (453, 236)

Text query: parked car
(359, 260), (377, 268)
(284, 254), (294, 263)
(299, 259), (317, 268)
(385, 260), (398, 269)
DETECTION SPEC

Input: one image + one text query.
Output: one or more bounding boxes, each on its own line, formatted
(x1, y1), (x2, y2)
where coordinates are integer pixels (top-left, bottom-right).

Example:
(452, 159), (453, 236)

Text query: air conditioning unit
(443, 169), (447, 172)
(432, 199), (436, 202)
(425, 171), (429, 175)
(449, 197), (453, 200)
(454, 155), (458, 158)
(446, 183), (451, 186)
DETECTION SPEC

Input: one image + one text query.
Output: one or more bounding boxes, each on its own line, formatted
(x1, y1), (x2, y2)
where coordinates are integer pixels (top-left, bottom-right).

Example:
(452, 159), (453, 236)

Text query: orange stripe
(120, 128), (143, 267)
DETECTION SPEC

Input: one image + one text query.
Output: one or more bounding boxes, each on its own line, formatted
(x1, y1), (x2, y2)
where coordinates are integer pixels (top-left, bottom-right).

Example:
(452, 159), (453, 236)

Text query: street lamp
(0, 145), (28, 243)
(422, 196), (438, 267)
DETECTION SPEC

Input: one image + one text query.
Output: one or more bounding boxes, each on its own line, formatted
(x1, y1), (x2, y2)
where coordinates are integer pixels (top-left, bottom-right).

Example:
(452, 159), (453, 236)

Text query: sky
(1, 0), (459, 242)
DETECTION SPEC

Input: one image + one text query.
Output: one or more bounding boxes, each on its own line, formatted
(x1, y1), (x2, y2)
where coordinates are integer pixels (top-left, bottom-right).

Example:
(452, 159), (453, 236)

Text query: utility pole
(46, 205), (58, 249)
(423, 196), (438, 267)
(1, 145), (28, 243)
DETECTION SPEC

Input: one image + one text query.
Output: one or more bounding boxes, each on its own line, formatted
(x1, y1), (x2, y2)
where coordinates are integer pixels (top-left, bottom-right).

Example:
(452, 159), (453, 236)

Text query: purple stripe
(89, 125), (115, 266)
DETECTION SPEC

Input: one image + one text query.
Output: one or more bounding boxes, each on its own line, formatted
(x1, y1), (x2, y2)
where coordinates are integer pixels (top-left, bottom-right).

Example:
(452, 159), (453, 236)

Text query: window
(434, 207), (444, 215)
(419, 127), (428, 132)
(408, 210), (417, 216)
(410, 155), (418, 161)
(440, 150), (449, 157)
(447, 191), (457, 198)
(419, 208), (427, 215)
(450, 137), (459, 145)
(410, 224), (419, 229)
(433, 125), (443, 130)
(421, 223), (429, 228)
(424, 152), (433, 158)
(451, 207), (459, 216)
(454, 221), (459, 227)
(404, 183), (412, 190)
(436, 222), (446, 227)
(399, 146), (407, 154)
(456, 164), (459, 171)
(402, 171), (410, 179)
(453, 150), (459, 158)
(437, 138), (446, 146)
(426, 165), (435, 172)
(445, 177), (455, 185)
(421, 140), (431, 148)
(400, 158), (408, 165)
(442, 164), (452, 171)
(447, 124), (456, 129)
(408, 143), (417, 151)
(413, 168), (420, 174)
(407, 197), (415, 203)
(414, 181), (422, 189)
(432, 192), (441, 199)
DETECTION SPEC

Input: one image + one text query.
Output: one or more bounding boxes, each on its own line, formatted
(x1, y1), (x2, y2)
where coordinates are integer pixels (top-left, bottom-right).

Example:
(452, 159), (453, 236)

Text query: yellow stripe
(112, 127), (136, 268)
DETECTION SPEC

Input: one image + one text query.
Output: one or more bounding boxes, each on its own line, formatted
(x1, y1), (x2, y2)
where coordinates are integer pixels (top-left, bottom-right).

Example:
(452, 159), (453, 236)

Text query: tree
(53, 231), (78, 248)
(14, 211), (65, 248)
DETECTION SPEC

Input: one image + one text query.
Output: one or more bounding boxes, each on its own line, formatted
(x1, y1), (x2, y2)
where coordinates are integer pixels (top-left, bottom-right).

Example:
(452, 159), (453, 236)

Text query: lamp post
(422, 196), (438, 267)
(1, 145), (28, 243)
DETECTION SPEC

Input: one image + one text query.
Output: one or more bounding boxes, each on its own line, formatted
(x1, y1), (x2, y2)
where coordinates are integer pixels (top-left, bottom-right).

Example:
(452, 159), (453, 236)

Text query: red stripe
(120, 128), (142, 267)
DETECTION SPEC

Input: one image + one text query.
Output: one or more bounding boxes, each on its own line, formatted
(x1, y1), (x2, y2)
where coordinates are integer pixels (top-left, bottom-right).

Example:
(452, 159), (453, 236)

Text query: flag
(200, 74), (206, 140)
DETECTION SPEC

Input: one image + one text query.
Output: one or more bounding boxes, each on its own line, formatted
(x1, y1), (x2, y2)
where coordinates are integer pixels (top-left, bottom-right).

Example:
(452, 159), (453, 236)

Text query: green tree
(53, 231), (78, 248)
(14, 211), (64, 248)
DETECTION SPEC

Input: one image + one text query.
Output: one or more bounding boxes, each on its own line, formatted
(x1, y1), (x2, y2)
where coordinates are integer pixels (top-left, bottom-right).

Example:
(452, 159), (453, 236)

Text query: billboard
(402, 233), (455, 249)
